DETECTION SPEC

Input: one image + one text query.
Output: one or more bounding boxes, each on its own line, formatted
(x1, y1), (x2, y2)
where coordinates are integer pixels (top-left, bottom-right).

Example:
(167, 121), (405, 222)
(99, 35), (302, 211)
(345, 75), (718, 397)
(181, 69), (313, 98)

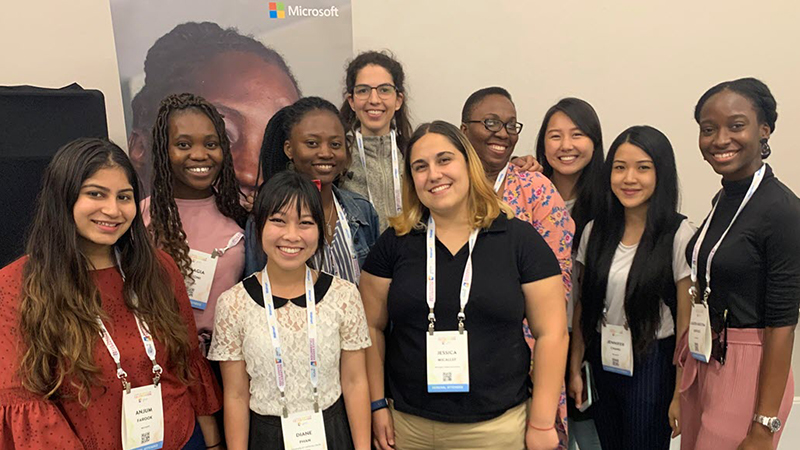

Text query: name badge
(426, 331), (470, 393)
(601, 324), (633, 377)
(281, 409), (327, 450)
(121, 384), (164, 450)
(187, 249), (218, 310)
(689, 303), (712, 363)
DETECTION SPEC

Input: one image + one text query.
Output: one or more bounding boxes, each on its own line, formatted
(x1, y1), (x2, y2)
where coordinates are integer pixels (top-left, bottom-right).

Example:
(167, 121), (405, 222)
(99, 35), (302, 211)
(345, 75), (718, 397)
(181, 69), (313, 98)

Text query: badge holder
(279, 391), (327, 450)
(600, 310), (634, 377)
(688, 285), (713, 363)
(426, 309), (470, 393)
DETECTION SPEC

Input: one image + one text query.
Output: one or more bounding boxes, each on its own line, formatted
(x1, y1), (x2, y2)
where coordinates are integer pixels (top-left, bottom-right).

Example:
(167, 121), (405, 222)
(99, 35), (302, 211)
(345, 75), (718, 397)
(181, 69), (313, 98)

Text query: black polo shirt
(686, 165), (800, 328)
(363, 214), (561, 422)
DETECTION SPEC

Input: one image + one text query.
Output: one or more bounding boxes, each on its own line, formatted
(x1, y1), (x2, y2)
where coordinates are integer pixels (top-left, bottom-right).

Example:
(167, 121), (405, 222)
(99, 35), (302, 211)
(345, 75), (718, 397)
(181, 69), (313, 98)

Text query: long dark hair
(19, 138), (193, 405)
(580, 126), (682, 355)
(340, 50), (413, 153)
(149, 93), (247, 278)
(535, 98), (604, 245)
(258, 97), (351, 186)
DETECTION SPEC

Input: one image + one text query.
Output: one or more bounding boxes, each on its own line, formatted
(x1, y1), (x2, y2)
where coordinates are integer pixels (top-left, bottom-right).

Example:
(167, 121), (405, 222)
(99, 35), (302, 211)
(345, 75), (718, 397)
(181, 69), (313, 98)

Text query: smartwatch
(371, 398), (389, 412)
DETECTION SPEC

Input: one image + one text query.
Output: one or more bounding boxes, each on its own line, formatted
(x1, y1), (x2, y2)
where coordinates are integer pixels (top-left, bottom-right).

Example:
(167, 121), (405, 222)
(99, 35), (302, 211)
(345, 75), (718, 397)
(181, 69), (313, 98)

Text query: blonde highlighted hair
(389, 120), (513, 235)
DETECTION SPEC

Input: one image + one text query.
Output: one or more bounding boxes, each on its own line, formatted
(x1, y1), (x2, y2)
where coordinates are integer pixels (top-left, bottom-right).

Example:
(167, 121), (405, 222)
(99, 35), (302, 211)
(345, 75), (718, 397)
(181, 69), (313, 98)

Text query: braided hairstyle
(258, 96), (351, 187)
(149, 93), (247, 278)
(340, 50), (412, 154)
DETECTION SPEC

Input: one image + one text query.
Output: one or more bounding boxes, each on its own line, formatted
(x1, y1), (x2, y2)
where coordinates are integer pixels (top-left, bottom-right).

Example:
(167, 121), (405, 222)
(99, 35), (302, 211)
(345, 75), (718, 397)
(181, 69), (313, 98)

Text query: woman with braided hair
(143, 93), (248, 357)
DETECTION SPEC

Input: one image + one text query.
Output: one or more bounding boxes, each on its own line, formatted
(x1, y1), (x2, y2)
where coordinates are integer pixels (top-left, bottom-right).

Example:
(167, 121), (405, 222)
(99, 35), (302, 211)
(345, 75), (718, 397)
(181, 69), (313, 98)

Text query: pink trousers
(675, 328), (794, 450)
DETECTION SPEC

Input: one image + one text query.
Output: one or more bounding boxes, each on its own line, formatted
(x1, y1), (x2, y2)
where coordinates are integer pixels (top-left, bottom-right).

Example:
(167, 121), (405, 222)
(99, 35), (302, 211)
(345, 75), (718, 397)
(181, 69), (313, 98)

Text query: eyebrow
(411, 150), (455, 165)
(81, 184), (134, 192)
(613, 159), (653, 163)
(547, 127), (581, 133)
(174, 133), (219, 140)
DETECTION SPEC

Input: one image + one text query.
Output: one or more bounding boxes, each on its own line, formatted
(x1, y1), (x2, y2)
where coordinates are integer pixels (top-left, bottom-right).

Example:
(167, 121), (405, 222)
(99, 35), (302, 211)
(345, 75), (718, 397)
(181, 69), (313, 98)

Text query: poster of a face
(109, 0), (353, 194)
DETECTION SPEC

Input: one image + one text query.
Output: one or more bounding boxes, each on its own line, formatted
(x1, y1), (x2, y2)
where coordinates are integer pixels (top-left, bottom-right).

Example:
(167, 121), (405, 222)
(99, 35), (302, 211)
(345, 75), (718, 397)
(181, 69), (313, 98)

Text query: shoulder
(328, 275), (360, 300)
(510, 166), (553, 188)
(335, 187), (378, 221)
(0, 257), (27, 317)
(761, 177), (800, 220)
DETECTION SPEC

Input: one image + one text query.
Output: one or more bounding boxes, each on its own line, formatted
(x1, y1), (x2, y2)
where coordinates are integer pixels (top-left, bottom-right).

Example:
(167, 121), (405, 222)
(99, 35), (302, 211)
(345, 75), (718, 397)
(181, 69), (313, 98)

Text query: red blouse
(0, 252), (221, 450)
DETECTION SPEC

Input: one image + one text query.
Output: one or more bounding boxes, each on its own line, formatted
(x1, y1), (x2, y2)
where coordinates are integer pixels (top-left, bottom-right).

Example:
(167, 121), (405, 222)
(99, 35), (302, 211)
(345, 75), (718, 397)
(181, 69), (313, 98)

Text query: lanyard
(355, 129), (403, 214)
(98, 249), (163, 394)
(426, 216), (479, 334)
(263, 266), (320, 417)
(493, 163), (510, 193)
(333, 194), (362, 282)
(211, 231), (245, 258)
(689, 164), (765, 303)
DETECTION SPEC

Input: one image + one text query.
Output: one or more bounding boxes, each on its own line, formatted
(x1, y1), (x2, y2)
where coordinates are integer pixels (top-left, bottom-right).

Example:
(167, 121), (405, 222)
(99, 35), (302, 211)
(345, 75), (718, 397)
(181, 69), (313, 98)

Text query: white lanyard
(426, 216), (479, 334)
(689, 164), (765, 302)
(98, 249), (163, 393)
(493, 163), (510, 193)
(262, 266), (320, 417)
(211, 231), (245, 258)
(333, 194), (362, 281)
(355, 129), (403, 214)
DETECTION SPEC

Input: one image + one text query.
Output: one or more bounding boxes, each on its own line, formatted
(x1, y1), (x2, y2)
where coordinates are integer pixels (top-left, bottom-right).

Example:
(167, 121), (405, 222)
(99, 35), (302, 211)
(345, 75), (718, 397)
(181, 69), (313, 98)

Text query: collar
(409, 211), (510, 235)
(242, 272), (333, 309)
(332, 185), (369, 226)
(721, 163), (773, 197)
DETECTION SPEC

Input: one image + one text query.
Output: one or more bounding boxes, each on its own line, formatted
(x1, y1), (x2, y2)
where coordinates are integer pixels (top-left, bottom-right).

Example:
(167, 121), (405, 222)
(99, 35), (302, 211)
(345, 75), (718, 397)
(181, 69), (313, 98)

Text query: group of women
(0, 43), (797, 450)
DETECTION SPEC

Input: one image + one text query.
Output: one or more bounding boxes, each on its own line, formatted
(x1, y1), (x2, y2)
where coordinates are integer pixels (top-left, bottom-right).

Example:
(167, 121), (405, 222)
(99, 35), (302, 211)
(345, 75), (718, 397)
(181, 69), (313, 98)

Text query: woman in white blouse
(209, 171), (372, 450)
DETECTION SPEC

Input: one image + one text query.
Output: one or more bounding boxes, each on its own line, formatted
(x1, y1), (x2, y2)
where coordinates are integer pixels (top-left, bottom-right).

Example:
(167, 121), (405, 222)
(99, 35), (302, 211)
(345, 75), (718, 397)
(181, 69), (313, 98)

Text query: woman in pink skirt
(676, 77), (799, 450)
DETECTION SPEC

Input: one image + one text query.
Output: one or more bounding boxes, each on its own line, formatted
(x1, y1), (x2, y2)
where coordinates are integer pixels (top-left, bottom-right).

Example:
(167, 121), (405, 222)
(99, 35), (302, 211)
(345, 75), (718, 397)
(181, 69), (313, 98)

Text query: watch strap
(371, 398), (389, 412)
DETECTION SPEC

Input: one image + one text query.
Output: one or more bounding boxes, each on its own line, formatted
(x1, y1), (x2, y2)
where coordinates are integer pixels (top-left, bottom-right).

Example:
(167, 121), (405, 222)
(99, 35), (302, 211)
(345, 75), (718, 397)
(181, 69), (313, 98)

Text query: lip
(619, 189), (640, 196)
(185, 166), (215, 177)
(486, 143), (508, 156)
(708, 150), (739, 163)
(364, 109), (385, 119)
(92, 220), (123, 233)
(277, 246), (304, 257)
(557, 155), (579, 164)
(311, 162), (337, 174)
(429, 183), (451, 195)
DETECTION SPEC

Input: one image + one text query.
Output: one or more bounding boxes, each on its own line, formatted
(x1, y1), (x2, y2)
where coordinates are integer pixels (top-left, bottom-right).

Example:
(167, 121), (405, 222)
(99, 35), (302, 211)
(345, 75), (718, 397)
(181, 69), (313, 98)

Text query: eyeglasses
(352, 84), (398, 100)
(465, 118), (524, 135)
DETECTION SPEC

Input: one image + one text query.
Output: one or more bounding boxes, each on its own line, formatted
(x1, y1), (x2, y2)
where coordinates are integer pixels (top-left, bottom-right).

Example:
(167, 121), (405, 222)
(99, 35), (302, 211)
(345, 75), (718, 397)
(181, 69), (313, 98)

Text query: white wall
(1, 0), (799, 445)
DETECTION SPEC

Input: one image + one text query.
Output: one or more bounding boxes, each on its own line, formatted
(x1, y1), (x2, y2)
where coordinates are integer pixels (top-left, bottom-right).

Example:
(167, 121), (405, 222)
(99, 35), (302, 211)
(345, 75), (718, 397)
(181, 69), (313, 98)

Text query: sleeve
(0, 261), (85, 450)
(527, 172), (576, 301)
(157, 251), (222, 416)
(514, 219), (562, 284)
(366, 203), (381, 247)
(337, 281), (372, 351)
(575, 221), (594, 266)
(672, 219), (695, 282)
(763, 198), (800, 327)
(207, 287), (245, 361)
(361, 226), (399, 279)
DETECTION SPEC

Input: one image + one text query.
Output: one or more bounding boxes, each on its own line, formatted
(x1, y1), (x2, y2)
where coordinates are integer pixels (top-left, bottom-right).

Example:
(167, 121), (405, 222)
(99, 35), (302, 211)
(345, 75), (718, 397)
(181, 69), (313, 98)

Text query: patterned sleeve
(207, 286), (245, 361)
(524, 172), (576, 302)
(336, 280), (372, 351)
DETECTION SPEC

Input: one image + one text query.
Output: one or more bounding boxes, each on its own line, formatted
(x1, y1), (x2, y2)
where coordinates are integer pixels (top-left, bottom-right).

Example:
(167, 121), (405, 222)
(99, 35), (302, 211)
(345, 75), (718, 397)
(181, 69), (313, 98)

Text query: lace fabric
(208, 275), (371, 415)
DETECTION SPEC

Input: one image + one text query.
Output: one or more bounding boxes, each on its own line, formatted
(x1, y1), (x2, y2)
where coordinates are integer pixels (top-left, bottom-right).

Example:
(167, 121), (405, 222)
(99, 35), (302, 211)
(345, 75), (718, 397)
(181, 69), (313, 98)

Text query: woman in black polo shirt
(360, 120), (568, 450)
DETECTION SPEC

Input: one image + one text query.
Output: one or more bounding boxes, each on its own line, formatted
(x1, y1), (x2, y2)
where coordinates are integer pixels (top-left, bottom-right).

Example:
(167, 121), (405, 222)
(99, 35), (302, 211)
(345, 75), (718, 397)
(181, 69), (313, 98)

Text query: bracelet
(371, 398), (389, 412)
(206, 442), (223, 449)
(527, 421), (555, 432)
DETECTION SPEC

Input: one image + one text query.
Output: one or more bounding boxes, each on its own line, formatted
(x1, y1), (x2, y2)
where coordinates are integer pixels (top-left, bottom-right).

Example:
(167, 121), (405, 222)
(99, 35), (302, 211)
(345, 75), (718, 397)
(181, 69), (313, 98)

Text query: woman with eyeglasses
(361, 121), (568, 450)
(675, 78), (799, 450)
(460, 87), (575, 449)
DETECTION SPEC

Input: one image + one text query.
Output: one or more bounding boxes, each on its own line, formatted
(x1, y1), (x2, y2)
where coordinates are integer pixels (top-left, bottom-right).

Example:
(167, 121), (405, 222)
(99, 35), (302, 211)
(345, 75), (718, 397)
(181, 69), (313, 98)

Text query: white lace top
(208, 272), (371, 415)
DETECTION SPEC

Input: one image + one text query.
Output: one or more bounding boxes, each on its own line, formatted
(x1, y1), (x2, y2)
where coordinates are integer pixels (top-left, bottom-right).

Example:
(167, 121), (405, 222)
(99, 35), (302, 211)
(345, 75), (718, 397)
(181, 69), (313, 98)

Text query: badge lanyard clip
(211, 232), (245, 259)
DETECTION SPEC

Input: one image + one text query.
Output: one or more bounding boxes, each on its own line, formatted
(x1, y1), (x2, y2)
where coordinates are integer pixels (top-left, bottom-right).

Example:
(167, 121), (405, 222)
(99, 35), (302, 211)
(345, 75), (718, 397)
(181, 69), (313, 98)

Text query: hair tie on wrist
(528, 421), (555, 431)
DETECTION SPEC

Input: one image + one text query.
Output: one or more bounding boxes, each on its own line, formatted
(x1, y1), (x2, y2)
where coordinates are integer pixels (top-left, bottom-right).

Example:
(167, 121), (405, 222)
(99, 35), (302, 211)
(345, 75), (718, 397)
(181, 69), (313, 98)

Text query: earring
(760, 138), (771, 158)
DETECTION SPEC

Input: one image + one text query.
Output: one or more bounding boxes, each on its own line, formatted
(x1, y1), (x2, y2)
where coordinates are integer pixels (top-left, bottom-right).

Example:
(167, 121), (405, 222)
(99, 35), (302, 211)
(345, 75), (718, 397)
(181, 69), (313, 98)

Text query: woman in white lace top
(208, 171), (372, 450)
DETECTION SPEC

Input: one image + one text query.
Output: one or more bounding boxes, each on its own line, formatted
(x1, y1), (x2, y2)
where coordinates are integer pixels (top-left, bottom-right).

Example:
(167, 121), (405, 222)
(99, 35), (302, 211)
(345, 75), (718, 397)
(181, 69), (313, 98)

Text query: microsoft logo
(269, 2), (286, 19)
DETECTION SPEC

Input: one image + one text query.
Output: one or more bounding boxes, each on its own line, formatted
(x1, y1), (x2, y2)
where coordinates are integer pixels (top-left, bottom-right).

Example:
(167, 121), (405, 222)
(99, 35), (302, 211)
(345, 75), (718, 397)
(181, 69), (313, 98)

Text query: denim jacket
(243, 185), (381, 278)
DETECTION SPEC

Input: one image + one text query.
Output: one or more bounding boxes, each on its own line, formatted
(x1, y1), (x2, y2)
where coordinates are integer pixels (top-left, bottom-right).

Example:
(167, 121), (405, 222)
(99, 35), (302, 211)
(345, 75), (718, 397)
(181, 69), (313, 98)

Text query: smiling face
(698, 90), (770, 181)
(284, 109), (349, 187)
(347, 64), (403, 137)
(261, 199), (319, 272)
(543, 111), (595, 177)
(610, 142), (656, 212)
(168, 109), (223, 199)
(409, 132), (471, 218)
(73, 166), (137, 256)
(461, 94), (519, 175)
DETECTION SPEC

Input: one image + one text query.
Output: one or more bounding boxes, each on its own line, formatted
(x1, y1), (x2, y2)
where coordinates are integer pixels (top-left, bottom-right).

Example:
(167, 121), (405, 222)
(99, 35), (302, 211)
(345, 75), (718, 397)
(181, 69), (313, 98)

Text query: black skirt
(248, 396), (354, 450)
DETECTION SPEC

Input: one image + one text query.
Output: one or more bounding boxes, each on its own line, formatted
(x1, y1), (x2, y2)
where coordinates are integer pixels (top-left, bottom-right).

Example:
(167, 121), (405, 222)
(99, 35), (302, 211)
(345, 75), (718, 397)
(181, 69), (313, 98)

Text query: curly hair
(149, 93), (247, 279)
(19, 138), (193, 406)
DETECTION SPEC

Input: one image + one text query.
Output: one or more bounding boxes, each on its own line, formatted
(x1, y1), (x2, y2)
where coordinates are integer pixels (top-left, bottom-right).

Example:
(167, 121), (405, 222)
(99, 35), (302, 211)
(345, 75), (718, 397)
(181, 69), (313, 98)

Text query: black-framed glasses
(465, 118), (523, 135)
(352, 84), (398, 100)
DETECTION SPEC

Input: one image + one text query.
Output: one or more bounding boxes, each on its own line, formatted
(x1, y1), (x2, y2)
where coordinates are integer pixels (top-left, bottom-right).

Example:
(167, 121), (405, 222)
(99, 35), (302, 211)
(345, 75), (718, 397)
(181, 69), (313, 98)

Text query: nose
(189, 144), (209, 161)
(428, 163), (443, 182)
(101, 197), (122, 217)
(623, 167), (637, 184)
(368, 87), (381, 104)
(714, 128), (731, 148)
(560, 135), (573, 151)
(494, 124), (509, 140)
(318, 143), (334, 159)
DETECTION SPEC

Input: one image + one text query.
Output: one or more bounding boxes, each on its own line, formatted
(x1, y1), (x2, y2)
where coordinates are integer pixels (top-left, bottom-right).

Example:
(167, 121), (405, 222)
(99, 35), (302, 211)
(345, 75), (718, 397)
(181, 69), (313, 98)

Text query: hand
(737, 425), (775, 450)
(510, 155), (543, 173)
(242, 193), (255, 212)
(525, 425), (559, 450)
(567, 369), (584, 410)
(668, 395), (681, 438)
(372, 408), (395, 450)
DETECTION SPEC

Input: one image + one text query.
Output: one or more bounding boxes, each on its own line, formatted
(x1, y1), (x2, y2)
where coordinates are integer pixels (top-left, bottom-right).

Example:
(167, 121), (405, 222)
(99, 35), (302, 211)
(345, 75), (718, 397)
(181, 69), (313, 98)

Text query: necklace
(325, 203), (336, 241)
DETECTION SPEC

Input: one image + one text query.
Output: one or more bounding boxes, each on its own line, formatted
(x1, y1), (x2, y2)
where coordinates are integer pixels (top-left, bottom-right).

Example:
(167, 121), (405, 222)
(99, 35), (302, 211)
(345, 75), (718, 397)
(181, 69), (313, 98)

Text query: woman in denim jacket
(243, 97), (380, 283)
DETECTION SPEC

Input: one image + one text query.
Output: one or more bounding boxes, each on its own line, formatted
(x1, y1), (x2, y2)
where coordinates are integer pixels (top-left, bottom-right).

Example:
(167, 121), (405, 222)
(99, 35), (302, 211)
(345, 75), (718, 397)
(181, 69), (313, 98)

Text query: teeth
(714, 151), (736, 160)
(367, 110), (383, 116)
(488, 144), (506, 152)
(279, 247), (301, 254)
(187, 167), (211, 173)
(560, 155), (577, 161)
(95, 221), (118, 227)
(431, 185), (450, 193)
(315, 164), (334, 170)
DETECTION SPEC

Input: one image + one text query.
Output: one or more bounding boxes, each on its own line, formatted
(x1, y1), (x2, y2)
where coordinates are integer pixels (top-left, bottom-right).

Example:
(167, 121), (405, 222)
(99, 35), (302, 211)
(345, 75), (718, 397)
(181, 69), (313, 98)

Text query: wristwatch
(371, 398), (389, 412)
(753, 414), (782, 433)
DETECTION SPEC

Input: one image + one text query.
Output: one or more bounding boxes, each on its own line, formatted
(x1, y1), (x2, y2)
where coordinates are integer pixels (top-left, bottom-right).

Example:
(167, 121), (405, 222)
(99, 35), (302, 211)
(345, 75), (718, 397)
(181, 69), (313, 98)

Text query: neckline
(243, 272), (333, 309)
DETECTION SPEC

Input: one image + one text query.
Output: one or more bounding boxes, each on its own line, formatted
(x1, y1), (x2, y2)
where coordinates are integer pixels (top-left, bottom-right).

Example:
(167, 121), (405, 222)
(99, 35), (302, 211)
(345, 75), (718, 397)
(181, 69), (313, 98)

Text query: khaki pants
(391, 401), (527, 450)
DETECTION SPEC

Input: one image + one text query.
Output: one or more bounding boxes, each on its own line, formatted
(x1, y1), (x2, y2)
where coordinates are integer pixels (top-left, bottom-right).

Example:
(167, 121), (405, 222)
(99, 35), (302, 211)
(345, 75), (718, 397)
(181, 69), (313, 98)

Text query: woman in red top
(0, 138), (222, 449)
